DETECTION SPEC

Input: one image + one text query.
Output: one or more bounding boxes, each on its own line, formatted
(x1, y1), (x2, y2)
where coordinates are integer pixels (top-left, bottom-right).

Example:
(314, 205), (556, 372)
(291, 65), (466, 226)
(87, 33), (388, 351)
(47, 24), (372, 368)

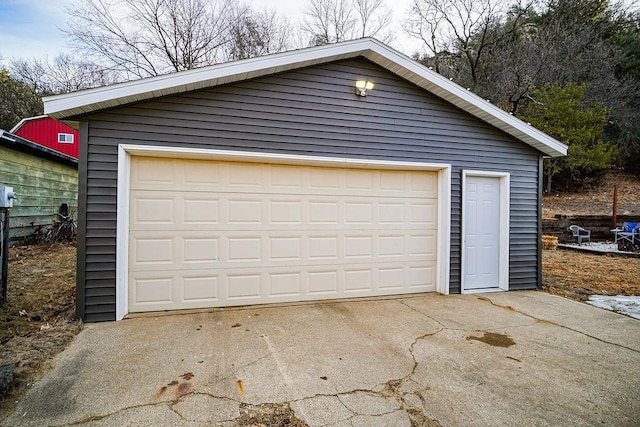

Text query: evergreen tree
(518, 83), (617, 192)
(0, 68), (43, 131)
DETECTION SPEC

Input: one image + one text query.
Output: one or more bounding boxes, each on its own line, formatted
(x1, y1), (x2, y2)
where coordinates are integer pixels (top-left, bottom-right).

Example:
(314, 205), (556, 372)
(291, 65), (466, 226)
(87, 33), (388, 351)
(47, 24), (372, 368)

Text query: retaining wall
(542, 215), (639, 243)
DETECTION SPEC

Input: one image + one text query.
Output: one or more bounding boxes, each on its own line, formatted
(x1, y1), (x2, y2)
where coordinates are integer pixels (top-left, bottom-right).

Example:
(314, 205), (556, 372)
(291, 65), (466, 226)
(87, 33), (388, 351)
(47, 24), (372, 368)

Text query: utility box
(0, 186), (15, 208)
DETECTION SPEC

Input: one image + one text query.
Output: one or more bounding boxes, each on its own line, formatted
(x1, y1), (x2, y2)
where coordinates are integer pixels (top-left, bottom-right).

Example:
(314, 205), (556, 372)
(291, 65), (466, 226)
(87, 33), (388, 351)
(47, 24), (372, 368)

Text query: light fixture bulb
(355, 80), (374, 96)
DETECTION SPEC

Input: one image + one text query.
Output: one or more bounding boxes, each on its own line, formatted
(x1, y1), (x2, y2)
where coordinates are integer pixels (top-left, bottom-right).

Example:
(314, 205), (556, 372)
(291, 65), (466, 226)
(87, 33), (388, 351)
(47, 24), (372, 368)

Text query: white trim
(115, 144), (452, 320)
(436, 167), (451, 294)
(44, 38), (567, 158)
(115, 146), (131, 321)
(57, 133), (75, 143)
(461, 170), (510, 294)
(118, 144), (449, 170)
(9, 114), (48, 133)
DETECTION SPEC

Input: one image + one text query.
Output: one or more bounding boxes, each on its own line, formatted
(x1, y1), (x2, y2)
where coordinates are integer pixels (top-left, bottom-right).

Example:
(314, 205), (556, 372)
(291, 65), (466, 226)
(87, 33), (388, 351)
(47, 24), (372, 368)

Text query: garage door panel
(129, 157), (439, 313)
(308, 270), (338, 295)
(182, 276), (219, 302)
(132, 276), (174, 305)
(227, 237), (263, 262)
(345, 202), (374, 224)
(131, 158), (437, 197)
(344, 236), (373, 258)
(183, 237), (219, 263)
(228, 199), (262, 224)
(132, 191), (438, 230)
(379, 235), (404, 257)
(344, 269), (373, 292)
(128, 232), (436, 271)
(410, 201), (438, 225)
(129, 219), (436, 232)
(228, 163), (264, 187)
(183, 199), (219, 224)
(133, 198), (175, 224)
(409, 233), (437, 257)
(410, 266), (436, 289)
(227, 273), (262, 300)
(183, 161), (221, 185)
(132, 237), (174, 264)
(270, 237), (302, 261)
(379, 268), (404, 290)
(270, 164), (304, 188)
(133, 157), (175, 184)
(129, 265), (436, 311)
(132, 186), (434, 199)
(270, 201), (303, 224)
(268, 272), (303, 297)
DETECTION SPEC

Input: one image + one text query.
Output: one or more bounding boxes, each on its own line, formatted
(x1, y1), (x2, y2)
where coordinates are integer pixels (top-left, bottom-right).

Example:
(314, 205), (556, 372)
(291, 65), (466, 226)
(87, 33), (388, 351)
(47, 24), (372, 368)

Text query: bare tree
(64, 0), (292, 79)
(11, 54), (118, 95)
(303, 0), (393, 45)
(355, 0), (393, 39)
(404, 0), (528, 89)
(226, 9), (298, 61)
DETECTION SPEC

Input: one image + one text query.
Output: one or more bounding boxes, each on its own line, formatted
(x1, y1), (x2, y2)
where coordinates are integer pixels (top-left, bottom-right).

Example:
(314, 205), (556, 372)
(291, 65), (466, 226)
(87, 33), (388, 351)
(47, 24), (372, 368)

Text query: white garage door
(128, 156), (438, 313)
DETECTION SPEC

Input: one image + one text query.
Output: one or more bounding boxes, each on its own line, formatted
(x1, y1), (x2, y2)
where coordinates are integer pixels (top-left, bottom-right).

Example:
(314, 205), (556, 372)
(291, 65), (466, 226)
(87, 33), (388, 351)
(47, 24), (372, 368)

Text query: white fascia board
(9, 114), (48, 133)
(44, 37), (567, 158)
(360, 41), (567, 158)
(44, 40), (370, 118)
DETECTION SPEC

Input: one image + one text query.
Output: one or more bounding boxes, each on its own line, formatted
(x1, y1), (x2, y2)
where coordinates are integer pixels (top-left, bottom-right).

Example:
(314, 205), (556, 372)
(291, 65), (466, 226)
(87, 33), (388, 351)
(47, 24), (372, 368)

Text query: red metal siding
(13, 117), (79, 159)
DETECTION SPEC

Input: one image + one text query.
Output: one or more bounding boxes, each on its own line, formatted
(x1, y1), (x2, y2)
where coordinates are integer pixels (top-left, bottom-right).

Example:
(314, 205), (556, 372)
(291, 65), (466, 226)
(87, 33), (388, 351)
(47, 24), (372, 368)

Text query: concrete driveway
(4, 291), (640, 426)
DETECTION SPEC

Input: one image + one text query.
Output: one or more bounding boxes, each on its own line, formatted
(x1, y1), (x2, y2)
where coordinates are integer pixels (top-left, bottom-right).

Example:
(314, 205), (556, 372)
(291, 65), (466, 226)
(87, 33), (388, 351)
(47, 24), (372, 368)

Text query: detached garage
(44, 38), (566, 322)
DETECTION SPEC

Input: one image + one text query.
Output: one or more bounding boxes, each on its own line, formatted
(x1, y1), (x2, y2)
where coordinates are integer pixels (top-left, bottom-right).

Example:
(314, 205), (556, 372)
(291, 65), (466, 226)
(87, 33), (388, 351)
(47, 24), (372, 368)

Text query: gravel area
(561, 242), (637, 254)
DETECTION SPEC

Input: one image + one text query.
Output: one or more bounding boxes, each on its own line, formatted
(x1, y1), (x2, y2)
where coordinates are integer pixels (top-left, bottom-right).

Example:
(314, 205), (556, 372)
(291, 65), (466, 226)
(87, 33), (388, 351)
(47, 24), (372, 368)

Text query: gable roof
(0, 130), (78, 167)
(9, 115), (49, 133)
(43, 38), (567, 157)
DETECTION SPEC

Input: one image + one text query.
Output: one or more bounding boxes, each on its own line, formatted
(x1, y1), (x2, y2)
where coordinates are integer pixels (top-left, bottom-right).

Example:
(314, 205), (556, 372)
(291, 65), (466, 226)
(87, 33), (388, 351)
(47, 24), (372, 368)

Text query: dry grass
(542, 249), (640, 301)
(543, 173), (640, 218)
(0, 243), (81, 421)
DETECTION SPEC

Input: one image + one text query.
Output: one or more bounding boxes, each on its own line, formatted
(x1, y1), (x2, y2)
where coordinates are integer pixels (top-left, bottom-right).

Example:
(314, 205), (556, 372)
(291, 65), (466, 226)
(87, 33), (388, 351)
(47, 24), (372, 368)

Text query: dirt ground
(0, 244), (81, 421)
(543, 173), (640, 217)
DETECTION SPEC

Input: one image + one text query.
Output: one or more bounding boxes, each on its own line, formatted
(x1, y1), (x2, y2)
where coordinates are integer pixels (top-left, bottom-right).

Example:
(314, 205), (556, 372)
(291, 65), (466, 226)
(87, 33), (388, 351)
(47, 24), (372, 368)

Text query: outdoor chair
(569, 225), (591, 245)
(612, 222), (639, 244)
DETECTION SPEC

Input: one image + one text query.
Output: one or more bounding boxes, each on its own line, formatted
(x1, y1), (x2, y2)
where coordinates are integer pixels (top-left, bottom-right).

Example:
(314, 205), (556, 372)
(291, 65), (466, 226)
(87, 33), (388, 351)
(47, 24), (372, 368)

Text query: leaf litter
(0, 243), (81, 421)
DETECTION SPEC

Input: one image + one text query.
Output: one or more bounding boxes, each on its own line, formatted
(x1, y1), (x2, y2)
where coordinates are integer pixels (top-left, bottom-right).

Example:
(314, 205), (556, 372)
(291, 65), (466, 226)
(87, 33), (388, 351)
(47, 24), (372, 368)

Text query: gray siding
(78, 58), (541, 322)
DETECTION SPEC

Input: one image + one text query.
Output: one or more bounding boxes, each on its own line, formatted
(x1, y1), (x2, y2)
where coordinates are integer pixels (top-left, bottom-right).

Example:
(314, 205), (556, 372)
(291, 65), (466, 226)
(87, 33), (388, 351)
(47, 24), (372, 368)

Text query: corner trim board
(114, 144), (452, 320)
(116, 145), (131, 321)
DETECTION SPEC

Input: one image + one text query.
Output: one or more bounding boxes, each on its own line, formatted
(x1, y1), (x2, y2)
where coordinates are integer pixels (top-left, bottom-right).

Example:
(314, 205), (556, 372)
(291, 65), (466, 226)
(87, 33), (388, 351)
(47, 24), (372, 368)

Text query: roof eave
(43, 38), (567, 158)
(0, 130), (78, 167)
(359, 45), (567, 157)
(9, 114), (49, 133)
(44, 40), (370, 119)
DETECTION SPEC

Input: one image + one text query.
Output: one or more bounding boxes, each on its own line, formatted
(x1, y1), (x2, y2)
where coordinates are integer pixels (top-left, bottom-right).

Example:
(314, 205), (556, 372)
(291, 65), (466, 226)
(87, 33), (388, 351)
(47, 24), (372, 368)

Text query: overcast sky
(0, 0), (419, 66)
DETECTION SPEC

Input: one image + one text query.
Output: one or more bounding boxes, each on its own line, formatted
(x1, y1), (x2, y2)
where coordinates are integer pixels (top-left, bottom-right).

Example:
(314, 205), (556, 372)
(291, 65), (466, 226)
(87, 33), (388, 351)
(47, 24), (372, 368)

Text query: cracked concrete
(3, 291), (640, 426)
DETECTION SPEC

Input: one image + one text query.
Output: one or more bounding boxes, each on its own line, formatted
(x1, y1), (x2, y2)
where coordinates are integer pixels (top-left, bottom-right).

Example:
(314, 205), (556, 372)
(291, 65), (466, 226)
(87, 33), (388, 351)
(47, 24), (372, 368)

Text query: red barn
(10, 115), (79, 159)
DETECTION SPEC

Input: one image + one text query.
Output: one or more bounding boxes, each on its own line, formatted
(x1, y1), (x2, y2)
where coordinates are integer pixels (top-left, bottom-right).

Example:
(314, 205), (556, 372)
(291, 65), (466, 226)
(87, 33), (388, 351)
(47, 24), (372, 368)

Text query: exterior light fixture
(355, 80), (374, 96)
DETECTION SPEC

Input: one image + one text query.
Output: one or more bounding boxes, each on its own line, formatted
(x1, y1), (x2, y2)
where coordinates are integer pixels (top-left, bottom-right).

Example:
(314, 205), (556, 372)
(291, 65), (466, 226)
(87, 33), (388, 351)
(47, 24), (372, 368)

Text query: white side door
(462, 172), (509, 292)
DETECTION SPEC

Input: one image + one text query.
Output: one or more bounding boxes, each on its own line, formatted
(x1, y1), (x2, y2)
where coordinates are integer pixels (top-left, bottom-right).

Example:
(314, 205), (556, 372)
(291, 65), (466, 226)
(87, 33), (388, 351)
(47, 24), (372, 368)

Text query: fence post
(612, 185), (618, 229)
(1, 208), (8, 303)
